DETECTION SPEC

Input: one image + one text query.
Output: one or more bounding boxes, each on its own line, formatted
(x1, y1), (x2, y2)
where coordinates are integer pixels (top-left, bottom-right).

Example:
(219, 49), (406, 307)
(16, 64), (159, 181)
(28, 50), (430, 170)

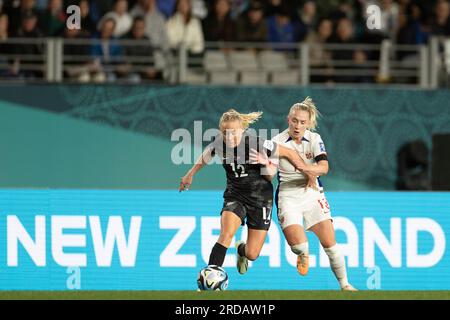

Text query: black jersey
(209, 133), (277, 208)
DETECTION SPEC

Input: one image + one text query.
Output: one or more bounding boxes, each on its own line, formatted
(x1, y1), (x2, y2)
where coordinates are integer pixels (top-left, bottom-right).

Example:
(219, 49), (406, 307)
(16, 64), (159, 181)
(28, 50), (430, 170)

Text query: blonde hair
(288, 96), (321, 131)
(219, 109), (263, 130)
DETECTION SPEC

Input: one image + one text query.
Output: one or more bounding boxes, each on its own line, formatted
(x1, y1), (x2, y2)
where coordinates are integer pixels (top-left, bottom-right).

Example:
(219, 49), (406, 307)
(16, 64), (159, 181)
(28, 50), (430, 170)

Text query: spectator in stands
(190, 0), (208, 19)
(294, 0), (317, 42)
(264, 0), (279, 17)
(92, 0), (115, 18)
(7, 0), (41, 35)
(166, 0), (204, 57)
(78, 0), (97, 36)
(397, 0), (413, 15)
(0, 11), (7, 41)
(235, 1), (267, 42)
(381, 0), (400, 40)
(202, 0), (235, 42)
(330, 17), (371, 83)
(430, 0), (450, 36)
(40, 0), (67, 36)
(63, 26), (93, 82)
(329, 0), (357, 22)
(156, 0), (207, 18)
(98, 0), (132, 37)
(91, 17), (124, 82)
(394, 8), (424, 77)
(305, 18), (333, 82)
(397, 10), (417, 45)
(14, 10), (45, 79)
(267, 4), (299, 48)
(130, 0), (148, 16)
(120, 16), (163, 82)
(0, 12), (19, 78)
(329, 17), (355, 53)
(157, 0), (176, 18)
(131, 0), (168, 50)
(228, 0), (250, 19)
(35, 0), (47, 10)
(0, 11), (9, 42)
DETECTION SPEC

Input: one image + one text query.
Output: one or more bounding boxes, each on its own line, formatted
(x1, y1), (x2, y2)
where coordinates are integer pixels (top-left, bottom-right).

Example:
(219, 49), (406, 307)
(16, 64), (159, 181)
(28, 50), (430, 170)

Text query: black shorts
(220, 198), (273, 231)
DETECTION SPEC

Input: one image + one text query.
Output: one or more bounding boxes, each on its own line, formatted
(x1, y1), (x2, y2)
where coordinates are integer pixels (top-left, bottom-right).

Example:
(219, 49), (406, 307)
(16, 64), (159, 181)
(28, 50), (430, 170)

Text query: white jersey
(272, 129), (327, 193)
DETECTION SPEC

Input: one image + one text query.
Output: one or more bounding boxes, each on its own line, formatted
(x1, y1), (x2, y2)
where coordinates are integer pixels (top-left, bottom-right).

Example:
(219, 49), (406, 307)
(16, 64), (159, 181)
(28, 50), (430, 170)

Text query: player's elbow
(317, 161), (329, 175)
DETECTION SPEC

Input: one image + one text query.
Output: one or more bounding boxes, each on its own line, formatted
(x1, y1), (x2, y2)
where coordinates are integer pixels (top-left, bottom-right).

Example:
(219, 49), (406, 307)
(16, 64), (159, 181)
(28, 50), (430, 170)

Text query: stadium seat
(229, 51), (267, 84)
(204, 50), (237, 85)
(258, 50), (299, 85)
(209, 70), (238, 84)
(204, 51), (229, 71)
(185, 69), (207, 84)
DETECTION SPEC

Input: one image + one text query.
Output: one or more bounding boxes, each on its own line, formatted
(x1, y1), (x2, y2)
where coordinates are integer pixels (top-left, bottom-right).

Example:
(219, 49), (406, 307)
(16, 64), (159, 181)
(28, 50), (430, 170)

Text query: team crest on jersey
(305, 152), (313, 159)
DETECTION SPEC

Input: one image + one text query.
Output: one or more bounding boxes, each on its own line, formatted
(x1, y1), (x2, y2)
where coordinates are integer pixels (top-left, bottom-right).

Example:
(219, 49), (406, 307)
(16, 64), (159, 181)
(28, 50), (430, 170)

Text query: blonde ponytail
(219, 109), (263, 130)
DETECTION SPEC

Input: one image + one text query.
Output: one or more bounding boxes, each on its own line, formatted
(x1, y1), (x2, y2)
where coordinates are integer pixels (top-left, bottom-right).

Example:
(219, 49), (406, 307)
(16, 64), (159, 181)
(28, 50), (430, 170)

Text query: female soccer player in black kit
(179, 109), (306, 275)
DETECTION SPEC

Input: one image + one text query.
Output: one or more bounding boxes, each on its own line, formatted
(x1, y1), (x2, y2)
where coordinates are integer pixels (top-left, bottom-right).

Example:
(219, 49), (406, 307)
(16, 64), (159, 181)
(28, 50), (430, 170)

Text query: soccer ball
(197, 265), (229, 291)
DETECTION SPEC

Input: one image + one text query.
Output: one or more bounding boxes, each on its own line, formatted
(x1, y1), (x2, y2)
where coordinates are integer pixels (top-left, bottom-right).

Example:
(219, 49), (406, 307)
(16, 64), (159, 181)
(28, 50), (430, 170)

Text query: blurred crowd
(0, 0), (449, 82)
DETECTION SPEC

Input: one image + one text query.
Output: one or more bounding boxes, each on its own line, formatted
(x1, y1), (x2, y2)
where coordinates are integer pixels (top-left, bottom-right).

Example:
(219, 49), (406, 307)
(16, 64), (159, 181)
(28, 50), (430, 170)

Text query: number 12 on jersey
(229, 163), (249, 178)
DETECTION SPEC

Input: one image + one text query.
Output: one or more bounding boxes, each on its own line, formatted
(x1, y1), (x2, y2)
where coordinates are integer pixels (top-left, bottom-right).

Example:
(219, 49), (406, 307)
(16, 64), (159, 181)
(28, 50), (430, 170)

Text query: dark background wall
(1, 84), (449, 190)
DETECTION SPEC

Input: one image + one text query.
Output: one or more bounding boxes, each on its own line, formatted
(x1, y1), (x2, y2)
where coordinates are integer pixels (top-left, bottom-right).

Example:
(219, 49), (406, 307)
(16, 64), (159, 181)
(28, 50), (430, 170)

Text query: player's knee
(321, 241), (337, 250)
(245, 249), (260, 261)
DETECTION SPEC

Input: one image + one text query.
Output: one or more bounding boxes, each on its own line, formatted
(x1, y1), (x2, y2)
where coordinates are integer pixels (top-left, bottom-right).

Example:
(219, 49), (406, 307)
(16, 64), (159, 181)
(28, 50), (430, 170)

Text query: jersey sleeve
(257, 137), (278, 157)
(312, 134), (328, 162)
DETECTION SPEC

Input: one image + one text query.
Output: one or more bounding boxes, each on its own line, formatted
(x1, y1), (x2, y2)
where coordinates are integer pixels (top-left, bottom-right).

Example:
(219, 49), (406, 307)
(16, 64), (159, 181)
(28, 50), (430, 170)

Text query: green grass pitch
(0, 291), (448, 300)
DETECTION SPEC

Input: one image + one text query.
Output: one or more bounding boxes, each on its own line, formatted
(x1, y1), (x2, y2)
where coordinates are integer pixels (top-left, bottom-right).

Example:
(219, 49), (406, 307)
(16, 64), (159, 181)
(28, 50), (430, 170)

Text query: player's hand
(250, 148), (270, 165)
(179, 174), (193, 192)
(305, 174), (319, 191)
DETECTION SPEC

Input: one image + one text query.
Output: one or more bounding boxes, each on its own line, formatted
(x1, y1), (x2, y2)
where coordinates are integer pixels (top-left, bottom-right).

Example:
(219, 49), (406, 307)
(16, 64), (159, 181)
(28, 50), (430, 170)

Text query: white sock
(324, 244), (349, 288)
(291, 242), (309, 256)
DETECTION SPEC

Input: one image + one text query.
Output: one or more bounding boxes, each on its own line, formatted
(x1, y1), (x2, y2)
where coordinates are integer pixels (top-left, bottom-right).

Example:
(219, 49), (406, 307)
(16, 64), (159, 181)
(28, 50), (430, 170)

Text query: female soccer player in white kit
(252, 97), (357, 291)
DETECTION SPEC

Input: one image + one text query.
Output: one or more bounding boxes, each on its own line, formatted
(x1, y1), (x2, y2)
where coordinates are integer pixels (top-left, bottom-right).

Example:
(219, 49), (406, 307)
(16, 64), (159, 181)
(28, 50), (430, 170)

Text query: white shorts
(276, 187), (332, 230)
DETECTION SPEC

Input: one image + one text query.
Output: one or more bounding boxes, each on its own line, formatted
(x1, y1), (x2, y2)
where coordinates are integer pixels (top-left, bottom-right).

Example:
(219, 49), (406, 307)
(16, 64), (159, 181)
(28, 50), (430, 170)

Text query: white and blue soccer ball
(197, 265), (229, 291)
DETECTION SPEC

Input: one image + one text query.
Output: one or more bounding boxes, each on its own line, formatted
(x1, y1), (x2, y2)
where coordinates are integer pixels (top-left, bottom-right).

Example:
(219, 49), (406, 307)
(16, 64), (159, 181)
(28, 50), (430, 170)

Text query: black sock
(238, 243), (246, 257)
(208, 242), (228, 266)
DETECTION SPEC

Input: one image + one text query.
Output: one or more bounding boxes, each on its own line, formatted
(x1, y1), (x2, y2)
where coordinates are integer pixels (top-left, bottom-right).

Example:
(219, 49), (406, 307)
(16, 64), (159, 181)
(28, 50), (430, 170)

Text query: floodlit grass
(0, 290), (448, 300)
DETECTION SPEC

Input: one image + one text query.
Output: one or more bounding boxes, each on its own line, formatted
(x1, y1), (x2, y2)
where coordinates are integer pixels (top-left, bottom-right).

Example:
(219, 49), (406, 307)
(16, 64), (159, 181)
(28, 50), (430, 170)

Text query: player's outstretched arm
(179, 147), (214, 192)
(249, 148), (277, 181)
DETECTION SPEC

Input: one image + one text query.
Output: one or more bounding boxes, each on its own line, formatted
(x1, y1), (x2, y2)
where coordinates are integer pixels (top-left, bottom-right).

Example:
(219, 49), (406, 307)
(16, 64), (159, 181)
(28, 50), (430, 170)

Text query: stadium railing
(0, 37), (48, 82)
(0, 37), (449, 88)
(180, 40), (432, 88)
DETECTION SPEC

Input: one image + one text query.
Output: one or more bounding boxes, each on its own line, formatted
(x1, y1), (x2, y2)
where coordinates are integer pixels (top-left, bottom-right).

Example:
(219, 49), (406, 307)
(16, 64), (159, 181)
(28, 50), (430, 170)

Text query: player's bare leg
(283, 224), (309, 275)
(310, 219), (357, 291)
(236, 229), (267, 274)
(209, 211), (242, 267)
